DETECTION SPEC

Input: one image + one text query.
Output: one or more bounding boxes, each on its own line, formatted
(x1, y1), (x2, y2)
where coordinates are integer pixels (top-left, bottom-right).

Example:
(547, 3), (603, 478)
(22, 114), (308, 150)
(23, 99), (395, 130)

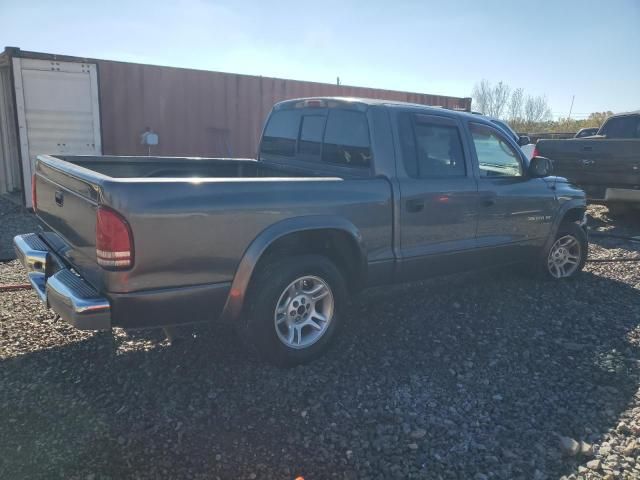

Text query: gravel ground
(0, 195), (40, 260)
(1, 205), (639, 480)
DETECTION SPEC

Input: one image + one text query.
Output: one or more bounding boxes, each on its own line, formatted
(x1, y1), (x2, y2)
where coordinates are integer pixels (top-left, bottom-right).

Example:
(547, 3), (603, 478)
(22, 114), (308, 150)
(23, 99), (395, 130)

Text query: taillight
(96, 207), (134, 269)
(31, 174), (37, 211)
(295, 99), (325, 108)
(532, 146), (540, 158)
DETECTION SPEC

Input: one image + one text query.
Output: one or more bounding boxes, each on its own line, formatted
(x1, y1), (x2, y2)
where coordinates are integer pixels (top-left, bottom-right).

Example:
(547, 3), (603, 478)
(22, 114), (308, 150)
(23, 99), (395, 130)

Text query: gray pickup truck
(15, 97), (588, 365)
(536, 111), (640, 214)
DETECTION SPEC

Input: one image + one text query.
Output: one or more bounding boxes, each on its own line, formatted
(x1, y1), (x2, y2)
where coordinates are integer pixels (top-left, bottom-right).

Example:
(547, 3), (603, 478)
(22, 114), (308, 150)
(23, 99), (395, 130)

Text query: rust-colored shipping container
(97, 60), (471, 158)
(0, 47), (470, 205)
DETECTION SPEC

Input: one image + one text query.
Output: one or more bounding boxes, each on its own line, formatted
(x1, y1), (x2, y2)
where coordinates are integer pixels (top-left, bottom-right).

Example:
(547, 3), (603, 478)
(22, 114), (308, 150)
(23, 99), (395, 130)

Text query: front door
(396, 112), (479, 280)
(468, 122), (556, 263)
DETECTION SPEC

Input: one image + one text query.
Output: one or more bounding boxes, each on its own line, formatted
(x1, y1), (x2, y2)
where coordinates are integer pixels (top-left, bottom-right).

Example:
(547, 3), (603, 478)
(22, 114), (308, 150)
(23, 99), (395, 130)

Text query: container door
(13, 58), (102, 207)
(0, 64), (21, 195)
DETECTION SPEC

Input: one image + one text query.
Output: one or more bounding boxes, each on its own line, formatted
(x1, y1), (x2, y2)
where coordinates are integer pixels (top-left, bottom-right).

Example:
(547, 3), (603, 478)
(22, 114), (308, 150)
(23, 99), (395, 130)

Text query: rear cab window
(322, 110), (372, 167)
(260, 110), (301, 157)
(259, 106), (372, 170)
(600, 116), (640, 138)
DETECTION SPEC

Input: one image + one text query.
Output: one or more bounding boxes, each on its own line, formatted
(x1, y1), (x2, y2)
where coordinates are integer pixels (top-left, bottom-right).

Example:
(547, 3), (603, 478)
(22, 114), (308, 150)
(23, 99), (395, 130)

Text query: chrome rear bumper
(13, 233), (111, 330)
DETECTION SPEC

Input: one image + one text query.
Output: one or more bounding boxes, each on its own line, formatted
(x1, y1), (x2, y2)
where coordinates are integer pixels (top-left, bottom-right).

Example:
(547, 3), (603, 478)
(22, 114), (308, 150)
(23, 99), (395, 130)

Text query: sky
(1, 0), (638, 118)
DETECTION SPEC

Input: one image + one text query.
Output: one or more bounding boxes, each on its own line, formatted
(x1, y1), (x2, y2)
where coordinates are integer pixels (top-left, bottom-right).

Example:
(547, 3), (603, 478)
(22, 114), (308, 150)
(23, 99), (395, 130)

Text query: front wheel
(542, 222), (588, 279)
(240, 254), (346, 366)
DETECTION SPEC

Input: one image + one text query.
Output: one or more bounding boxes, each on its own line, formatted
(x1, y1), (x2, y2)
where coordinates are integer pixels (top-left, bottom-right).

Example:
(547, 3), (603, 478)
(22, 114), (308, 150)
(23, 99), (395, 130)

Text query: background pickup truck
(15, 97), (587, 365)
(536, 111), (640, 214)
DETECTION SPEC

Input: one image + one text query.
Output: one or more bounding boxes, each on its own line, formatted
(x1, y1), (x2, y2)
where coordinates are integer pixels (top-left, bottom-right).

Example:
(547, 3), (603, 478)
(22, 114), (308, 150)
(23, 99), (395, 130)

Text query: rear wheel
(542, 222), (588, 279)
(239, 254), (346, 366)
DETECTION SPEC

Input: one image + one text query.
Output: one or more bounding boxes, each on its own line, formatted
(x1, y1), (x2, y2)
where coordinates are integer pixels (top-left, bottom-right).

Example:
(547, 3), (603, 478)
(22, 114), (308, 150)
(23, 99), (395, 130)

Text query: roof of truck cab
(608, 110), (640, 117)
(274, 96), (474, 117)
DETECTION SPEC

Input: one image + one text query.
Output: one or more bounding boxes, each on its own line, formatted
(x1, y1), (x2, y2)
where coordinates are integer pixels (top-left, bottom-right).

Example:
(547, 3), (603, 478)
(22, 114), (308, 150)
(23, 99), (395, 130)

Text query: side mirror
(529, 156), (553, 178)
(517, 135), (531, 146)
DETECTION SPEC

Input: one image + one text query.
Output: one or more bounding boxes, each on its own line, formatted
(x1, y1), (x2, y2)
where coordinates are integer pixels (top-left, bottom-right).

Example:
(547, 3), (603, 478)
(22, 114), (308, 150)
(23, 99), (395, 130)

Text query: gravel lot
(1, 202), (639, 480)
(0, 195), (40, 260)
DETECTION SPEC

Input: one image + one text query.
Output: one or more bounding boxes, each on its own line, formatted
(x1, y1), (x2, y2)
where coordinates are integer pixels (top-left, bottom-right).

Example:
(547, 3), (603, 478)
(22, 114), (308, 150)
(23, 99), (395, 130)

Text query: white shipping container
(0, 63), (21, 195)
(12, 58), (102, 207)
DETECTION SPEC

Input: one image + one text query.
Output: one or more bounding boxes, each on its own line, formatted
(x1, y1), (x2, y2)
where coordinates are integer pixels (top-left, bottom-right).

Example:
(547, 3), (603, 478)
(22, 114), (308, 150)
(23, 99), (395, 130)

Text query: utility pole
(567, 95), (575, 121)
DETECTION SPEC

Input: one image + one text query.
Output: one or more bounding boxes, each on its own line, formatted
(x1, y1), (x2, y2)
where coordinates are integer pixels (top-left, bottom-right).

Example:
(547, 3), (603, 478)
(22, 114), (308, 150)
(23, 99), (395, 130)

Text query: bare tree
(471, 80), (511, 117)
(524, 95), (552, 123)
(490, 81), (511, 118)
(471, 79), (492, 115)
(508, 88), (524, 122)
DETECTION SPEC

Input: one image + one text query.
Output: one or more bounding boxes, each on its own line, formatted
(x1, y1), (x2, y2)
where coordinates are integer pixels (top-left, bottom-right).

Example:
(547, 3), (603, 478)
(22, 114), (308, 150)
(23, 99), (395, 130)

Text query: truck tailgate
(34, 160), (103, 288)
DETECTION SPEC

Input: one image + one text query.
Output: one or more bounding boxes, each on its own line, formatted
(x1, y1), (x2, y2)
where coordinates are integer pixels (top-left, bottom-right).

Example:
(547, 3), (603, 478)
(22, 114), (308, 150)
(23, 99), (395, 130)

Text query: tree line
(471, 79), (611, 134)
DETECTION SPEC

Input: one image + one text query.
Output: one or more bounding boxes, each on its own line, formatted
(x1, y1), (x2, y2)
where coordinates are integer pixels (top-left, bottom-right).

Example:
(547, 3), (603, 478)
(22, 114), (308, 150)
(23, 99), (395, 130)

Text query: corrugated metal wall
(0, 64), (21, 194)
(97, 60), (471, 158)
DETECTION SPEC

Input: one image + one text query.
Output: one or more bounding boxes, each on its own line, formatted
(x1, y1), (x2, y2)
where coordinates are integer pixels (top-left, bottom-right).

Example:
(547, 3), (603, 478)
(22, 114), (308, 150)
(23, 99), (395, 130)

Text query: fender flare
(544, 199), (587, 252)
(221, 215), (366, 322)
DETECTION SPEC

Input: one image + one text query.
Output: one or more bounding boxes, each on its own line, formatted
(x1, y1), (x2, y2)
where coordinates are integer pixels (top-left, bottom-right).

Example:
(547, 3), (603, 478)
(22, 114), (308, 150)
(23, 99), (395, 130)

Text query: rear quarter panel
(99, 177), (393, 293)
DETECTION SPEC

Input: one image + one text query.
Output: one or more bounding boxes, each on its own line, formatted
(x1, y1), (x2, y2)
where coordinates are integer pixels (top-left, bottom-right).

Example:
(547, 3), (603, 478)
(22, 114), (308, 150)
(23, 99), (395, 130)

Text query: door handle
(406, 199), (424, 213)
(55, 190), (64, 207)
(582, 146), (593, 151)
(481, 197), (496, 207)
(582, 159), (595, 166)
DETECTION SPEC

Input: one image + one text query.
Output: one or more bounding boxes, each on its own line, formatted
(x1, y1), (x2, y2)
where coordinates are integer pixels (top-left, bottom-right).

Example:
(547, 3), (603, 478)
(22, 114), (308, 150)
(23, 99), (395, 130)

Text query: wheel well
(560, 207), (586, 225)
(255, 229), (365, 292)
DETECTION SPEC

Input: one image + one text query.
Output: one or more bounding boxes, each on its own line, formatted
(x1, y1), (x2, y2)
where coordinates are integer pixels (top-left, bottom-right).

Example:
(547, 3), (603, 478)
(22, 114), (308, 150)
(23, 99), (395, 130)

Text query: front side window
(399, 113), (466, 178)
(322, 110), (371, 167)
(470, 123), (522, 177)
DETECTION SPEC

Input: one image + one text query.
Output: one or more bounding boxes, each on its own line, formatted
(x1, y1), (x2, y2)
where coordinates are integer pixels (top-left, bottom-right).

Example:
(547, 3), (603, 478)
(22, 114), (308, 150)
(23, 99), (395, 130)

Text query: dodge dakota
(15, 97), (587, 365)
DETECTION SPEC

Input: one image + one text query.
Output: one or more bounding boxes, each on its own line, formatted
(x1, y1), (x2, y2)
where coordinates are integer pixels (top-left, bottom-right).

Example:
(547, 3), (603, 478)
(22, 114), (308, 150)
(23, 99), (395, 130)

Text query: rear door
(396, 112), (479, 280)
(12, 58), (102, 207)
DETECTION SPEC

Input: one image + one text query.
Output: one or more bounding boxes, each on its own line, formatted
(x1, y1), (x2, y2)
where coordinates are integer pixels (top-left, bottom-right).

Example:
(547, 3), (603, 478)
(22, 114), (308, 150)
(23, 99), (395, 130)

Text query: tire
(540, 222), (588, 280)
(239, 254), (347, 366)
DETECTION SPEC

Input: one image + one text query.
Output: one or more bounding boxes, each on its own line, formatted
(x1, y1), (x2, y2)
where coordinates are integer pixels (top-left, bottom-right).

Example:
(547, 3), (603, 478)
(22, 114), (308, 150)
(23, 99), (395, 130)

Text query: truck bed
(536, 138), (640, 200)
(32, 154), (393, 328)
(65, 155), (315, 179)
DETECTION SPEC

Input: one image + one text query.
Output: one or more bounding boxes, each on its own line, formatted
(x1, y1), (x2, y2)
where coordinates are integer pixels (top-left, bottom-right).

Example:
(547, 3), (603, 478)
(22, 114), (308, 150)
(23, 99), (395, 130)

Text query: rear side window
(261, 110), (301, 156)
(601, 116), (640, 138)
(399, 113), (466, 178)
(322, 110), (371, 167)
(260, 108), (371, 168)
